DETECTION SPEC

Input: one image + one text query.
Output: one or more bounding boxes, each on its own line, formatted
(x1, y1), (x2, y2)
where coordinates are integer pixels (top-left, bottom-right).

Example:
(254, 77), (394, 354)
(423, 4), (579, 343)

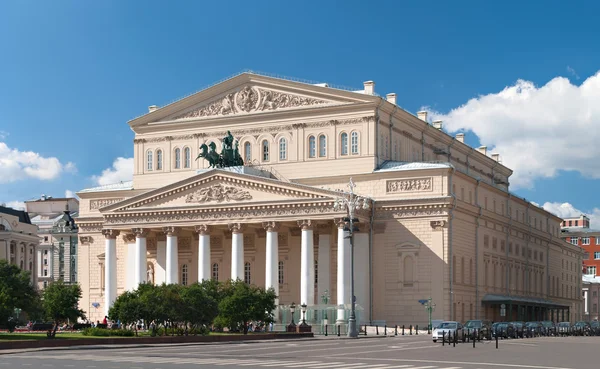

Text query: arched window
(184, 147), (191, 168)
(244, 142), (251, 162)
(147, 150), (153, 171)
(244, 262), (251, 284)
(403, 256), (414, 285)
(212, 263), (219, 281)
(318, 135), (326, 157)
(308, 136), (316, 158)
(279, 137), (287, 160)
(156, 149), (163, 170)
(278, 261), (284, 284)
(181, 264), (188, 286)
(340, 133), (348, 155)
(262, 140), (269, 161)
(174, 148), (181, 169)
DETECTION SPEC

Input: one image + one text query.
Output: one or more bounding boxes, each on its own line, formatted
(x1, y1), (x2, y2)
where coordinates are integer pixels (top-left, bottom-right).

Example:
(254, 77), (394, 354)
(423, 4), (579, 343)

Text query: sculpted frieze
(90, 198), (124, 210)
(185, 184), (252, 203)
(386, 178), (432, 193)
(173, 86), (329, 120)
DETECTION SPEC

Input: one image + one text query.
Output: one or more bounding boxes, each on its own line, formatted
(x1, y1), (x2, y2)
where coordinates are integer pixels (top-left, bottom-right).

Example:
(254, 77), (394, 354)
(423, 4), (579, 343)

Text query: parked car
(590, 321), (600, 336)
(510, 321), (525, 338)
(573, 321), (592, 336)
(540, 321), (556, 336)
(432, 321), (464, 343)
(557, 322), (571, 336)
(492, 322), (516, 339)
(525, 321), (542, 337)
(463, 320), (492, 340)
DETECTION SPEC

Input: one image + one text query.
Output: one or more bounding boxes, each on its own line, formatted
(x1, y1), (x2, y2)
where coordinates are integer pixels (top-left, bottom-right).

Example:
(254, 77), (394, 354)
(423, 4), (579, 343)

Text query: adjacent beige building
(0, 205), (39, 286)
(77, 72), (583, 325)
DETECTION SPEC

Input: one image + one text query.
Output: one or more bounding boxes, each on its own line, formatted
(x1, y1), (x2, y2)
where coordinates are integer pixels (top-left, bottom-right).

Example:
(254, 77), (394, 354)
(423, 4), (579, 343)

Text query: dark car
(510, 321), (525, 338)
(557, 322), (571, 336)
(463, 320), (492, 340)
(525, 322), (542, 337)
(590, 321), (600, 336)
(492, 322), (516, 339)
(540, 321), (556, 336)
(573, 321), (591, 336)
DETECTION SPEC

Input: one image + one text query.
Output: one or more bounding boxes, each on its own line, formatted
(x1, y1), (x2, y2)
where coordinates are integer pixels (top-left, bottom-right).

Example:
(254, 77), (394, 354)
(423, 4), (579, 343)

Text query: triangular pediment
(129, 72), (376, 127)
(101, 169), (337, 213)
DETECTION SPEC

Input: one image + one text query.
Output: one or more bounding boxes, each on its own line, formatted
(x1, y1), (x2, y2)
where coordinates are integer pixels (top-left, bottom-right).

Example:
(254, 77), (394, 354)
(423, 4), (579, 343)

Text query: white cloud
(2, 200), (26, 211)
(542, 202), (600, 228)
(64, 189), (79, 199)
(91, 157), (134, 186)
(0, 142), (76, 183)
(426, 71), (600, 189)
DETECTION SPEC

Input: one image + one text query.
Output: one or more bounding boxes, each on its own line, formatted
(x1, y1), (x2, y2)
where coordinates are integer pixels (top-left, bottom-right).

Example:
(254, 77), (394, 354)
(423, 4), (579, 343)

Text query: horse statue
(196, 143), (222, 168)
(195, 133), (244, 168)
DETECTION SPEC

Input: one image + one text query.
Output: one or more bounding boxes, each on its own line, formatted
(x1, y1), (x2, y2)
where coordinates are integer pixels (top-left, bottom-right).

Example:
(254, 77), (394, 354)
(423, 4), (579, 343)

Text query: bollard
(402, 325), (405, 336)
(384, 324), (387, 336)
(473, 330), (476, 348)
(325, 324), (328, 337)
(337, 325), (341, 337)
(395, 325), (398, 336)
(416, 325), (419, 335)
(376, 325), (379, 335)
(442, 331), (445, 346)
(496, 332), (498, 349)
(364, 325), (367, 336)
(410, 325), (413, 335)
(453, 330), (456, 347)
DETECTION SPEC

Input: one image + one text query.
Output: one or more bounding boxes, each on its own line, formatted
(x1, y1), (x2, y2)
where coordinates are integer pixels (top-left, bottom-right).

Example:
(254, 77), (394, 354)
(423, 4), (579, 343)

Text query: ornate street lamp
(424, 297), (436, 334)
(300, 303), (308, 326)
(287, 302), (296, 332)
(333, 177), (371, 338)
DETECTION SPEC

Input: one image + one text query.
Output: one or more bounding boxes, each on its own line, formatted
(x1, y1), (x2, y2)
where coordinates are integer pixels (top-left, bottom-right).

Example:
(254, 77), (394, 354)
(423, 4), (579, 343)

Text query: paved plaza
(2, 334), (598, 369)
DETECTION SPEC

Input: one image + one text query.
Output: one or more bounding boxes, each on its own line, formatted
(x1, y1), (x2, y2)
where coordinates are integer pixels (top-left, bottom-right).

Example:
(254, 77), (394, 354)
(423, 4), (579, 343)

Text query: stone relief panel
(185, 184), (252, 203)
(386, 178), (432, 193)
(179, 237), (191, 250)
(90, 198), (124, 210)
(173, 86), (329, 120)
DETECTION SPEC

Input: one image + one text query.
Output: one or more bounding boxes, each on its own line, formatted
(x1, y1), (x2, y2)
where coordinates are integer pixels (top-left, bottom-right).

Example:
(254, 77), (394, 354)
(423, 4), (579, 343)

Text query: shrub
(82, 327), (134, 337)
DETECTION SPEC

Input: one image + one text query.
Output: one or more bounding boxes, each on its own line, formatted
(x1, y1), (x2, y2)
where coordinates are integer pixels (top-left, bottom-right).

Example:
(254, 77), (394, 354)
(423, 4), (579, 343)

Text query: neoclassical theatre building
(77, 72), (583, 326)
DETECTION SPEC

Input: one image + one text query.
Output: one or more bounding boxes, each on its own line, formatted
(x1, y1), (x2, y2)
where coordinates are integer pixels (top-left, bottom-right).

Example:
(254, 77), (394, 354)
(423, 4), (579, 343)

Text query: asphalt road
(1, 334), (598, 369)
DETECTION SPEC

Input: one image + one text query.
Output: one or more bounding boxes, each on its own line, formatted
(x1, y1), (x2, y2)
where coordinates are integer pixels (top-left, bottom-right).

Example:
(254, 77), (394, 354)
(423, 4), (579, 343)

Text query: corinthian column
(132, 228), (149, 287)
(195, 225), (211, 282)
(298, 220), (315, 307)
(163, 226), (179, 284)
(336, 218), (350, 324)
(263, 222), (279, 300)
(229, 223), (244, 281)
(102, 229), (120, 317)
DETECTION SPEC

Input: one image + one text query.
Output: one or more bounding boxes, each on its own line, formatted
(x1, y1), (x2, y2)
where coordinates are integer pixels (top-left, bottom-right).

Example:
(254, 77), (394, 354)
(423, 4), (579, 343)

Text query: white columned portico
(102, 229), (120, 317)
(195, 225), (211, 282)
(229, 223), (244, 280)
(317, 228), (331, 303)
(132, 228), (149, 287)
(336, 219), (351, 324)
(37, 249), (42, 279)
(263, 221), (279, 302)
(299, 220), (315, 307)
(164, 226), (179, 284)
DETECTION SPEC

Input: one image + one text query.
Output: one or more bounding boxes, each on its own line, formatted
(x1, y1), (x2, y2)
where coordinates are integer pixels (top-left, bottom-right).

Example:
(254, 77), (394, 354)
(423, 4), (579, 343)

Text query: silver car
(432, 321), (464, 343)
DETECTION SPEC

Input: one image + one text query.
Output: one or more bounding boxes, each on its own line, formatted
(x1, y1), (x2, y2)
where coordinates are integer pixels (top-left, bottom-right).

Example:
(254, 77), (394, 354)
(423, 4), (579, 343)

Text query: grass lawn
(0, 332), (88, 341)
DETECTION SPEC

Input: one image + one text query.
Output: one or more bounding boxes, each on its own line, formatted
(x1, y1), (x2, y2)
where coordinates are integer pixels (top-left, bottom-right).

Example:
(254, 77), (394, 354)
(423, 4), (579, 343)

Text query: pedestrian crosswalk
(9, 353), (465, 369)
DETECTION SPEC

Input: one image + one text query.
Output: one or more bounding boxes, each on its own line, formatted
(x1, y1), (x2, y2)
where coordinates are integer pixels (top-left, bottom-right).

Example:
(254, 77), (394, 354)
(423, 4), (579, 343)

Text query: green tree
(108, 290), (142, 336)
(42, 281), (85, 338)
(216, 280), (277, 334)
(0, 260), (38, 331)
(180, 282), (218, 334)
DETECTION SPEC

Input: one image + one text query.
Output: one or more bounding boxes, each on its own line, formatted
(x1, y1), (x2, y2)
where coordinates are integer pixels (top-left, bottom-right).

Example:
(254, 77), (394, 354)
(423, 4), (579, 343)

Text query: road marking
(255, 362), (305, 367)
(302, 363), (347, 369)
(21, 365), (31, 367)
(280, 362), (334, 368)
(323, 345), (438, 357)
(338, 356), (576, 369)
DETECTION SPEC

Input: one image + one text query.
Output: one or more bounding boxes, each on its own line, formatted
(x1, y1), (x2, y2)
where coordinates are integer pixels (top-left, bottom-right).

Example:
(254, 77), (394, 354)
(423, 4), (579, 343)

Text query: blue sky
(1, 0), (599, 224)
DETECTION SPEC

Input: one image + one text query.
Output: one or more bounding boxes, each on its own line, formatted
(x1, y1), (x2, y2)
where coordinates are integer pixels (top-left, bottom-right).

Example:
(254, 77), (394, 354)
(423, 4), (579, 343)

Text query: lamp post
(424, 297), (436, 334)
(333, 177), (370, 338)
(287, 302), (296, 332)
(300, 303), (308, 326)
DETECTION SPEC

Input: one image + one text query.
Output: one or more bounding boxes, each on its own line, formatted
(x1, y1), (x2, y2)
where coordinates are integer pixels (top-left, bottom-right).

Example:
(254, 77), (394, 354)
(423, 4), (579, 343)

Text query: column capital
(194, 224), (211, 235)
(334, 218), (347, 229)
(228, 223), (244, 234)
(163, 226), (180, 236)
(297, 220), (313, 231)
(262, 221), (279, 232)
(132, 228), (150, 237)
(102, 229), (120, 239)
(122, 233), (136, 243)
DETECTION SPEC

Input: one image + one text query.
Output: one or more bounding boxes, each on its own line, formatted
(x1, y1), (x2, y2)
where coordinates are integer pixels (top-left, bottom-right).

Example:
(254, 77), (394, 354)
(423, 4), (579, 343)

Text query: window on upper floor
(244, 142), (251, 162)
(279, 137), (287, 160)
(582, 237), (590, 245)
(184, 147), (191, 168)
(44, 249), (48, 255)
(308, 136), (316, 158)
(570, 237), (579, 245)
(244, 262), (251, 284)
(44, 259), (48, 265)
(575, 220), (579, 227)
(586, 266), (597, 276)
(156, 149), (163, 170)
(44, 236), (48, 242)
(174, 148), (181, 169)
(278, 261), (284, 285)
(147, 150), (153, 171)
(181, 264), (188, 286)
(597, 237), (600, 245)
(212, 263), (219, 281)
(460, 188), (464, 201)
(262, 140), (269, 161)
(351, 131), (359, 155)
(340, 132), (348, 156)
(595, 252), (600, 260)
(318, 134), (327, 157)
(469, 191), (473, 204)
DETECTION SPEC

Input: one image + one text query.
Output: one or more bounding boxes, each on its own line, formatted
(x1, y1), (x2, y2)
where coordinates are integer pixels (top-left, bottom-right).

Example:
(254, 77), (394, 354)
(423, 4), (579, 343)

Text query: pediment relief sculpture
(185, 184), (252, 203)
(173, 86), (329, 120)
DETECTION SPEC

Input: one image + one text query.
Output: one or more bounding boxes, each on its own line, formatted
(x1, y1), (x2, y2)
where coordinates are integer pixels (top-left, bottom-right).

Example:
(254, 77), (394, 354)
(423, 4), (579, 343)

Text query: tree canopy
(0, 260), (38, 330)
(42, 280), (86, 338)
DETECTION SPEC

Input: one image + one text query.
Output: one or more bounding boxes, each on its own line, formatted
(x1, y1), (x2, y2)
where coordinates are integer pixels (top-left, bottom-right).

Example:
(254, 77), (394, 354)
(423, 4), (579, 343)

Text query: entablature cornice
(374, 203), (449, 220)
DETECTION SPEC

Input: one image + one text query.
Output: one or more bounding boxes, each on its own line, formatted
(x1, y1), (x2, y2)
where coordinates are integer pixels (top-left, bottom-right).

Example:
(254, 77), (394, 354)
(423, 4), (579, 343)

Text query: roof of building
(78, 181), (134, 193)
(374, 160), (453, 173)
(583, 275), (600, 284)
(561, 227), (600, 235)
(0, 205), (32, 224)
(25, 197), (79, 203)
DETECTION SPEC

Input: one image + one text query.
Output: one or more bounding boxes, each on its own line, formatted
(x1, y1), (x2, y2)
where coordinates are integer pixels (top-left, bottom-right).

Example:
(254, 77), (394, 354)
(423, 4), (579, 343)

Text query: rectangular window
(582, 237), (590, 245)
(570, 237), (579, 245)
(278, 261), (284, 285)
(43, 269), (48, 276)
(44, 249), (48, 255)
(595, 252), (600, 260)
(587, 266), (597, 276)
(597, 237), (600, 245)
(44, 259), (48, 265)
